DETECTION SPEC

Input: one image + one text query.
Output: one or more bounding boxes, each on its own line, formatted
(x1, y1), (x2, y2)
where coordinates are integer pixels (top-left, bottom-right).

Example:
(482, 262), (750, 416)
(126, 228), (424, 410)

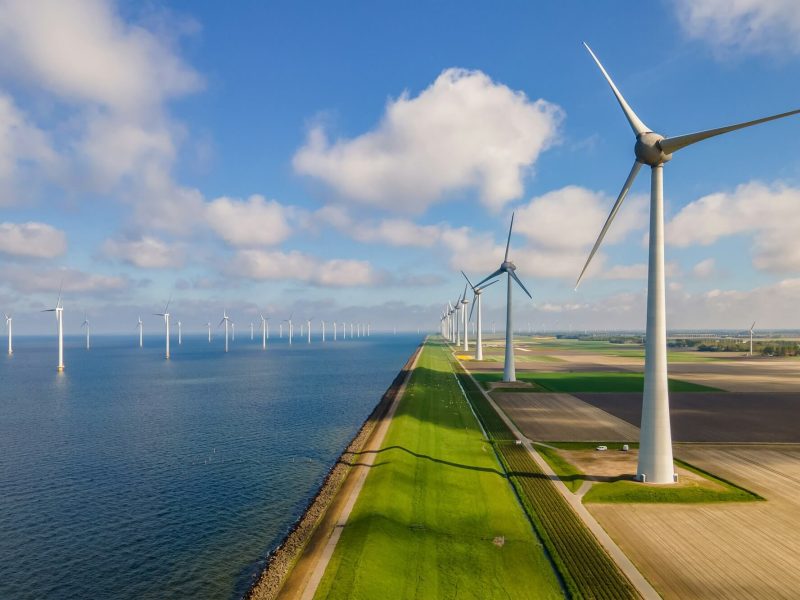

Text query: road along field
(590, 445), (800, 599)
(312, 342), (564, 600)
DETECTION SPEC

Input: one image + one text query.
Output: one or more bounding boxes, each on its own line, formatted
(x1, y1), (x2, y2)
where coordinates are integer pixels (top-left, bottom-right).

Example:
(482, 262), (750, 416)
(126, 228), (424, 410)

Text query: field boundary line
(455, 354), (661, 600)
(296, 341), (424, 600)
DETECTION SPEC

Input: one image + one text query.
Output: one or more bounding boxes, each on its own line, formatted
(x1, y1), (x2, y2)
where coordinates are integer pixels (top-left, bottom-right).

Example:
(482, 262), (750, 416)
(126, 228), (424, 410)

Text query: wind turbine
(749, 321), (756, 357)
(350, 322), (354, 338)
(333, 320), (337, 341)
(137, 316), (143, 348)
(206, 320), (212, 342)
(177, 320), (182, 345)
(220, 310), (231, 353)
(284, 314), (293, 345)
(231, 322), (235, 341)
(306, 317), (313, 343)
(463, 272), (498, 361)
(476, 213), (533, 382)
(42, 285), (65, 371)
(4, 313), (12, 355)
(576, 43), (800, 484)
(367, 323), (370, 336)
(260, 314), (268, 349)
(250, 322), (254, 341)
(153, 298), (171, 359)
(82, 312), (90, 350)
(322, 320), (326, 342)
(460, 285), (469, 351)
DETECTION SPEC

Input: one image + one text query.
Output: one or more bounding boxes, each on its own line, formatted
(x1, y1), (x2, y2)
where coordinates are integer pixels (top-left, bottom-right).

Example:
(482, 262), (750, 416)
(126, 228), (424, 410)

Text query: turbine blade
(659, 108), (800, 155)
(504, 212), (515, 262)
(41, 309), (56, 312)
(476, 279), (499, 292)
(469, 298), (476, 321)
(461, 284), (468, 303)
(461, 270), (476, 291)
(476, 268), (504, 288)
(583, 42), (649, 136)
(751, 321), (756, 331)
(510, 270), (533, 299)
(164, 294), (172, 314)
(575, 160), (643, 289)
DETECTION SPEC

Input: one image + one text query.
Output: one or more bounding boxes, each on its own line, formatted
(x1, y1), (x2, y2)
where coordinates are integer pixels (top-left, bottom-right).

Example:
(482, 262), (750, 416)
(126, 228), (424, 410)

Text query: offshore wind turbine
(220, 310), (231, 353)
(260, 314), (268, 349)
(231, 322), (235, 342)
(749, 321), (756, 357)
(81, 313), (90, 350)
(333, 321), (337, 341)
(321, 320), (326, 342)
(576, 43), (800, 484)
(153, 298), (171, 359)
(4, 313), (12, 355)
(476, 213), (533, 382)
(284, 314), (293, 345)
(306, 317), (313, 343)
(206, 320), (212, 342)
(463, 272), (498, 361)
(138, 316), (143, 348)
(177, 320), (182, 345)
(250, 322), (254, 340)
(42, 286), (65, 371)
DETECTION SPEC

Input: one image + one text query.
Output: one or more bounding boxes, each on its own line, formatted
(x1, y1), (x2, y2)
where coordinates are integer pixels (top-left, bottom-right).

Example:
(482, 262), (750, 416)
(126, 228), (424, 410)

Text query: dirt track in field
(591, 445), (800, 599)
(493, 392), (639, 441)
(576, 392), (800, 443)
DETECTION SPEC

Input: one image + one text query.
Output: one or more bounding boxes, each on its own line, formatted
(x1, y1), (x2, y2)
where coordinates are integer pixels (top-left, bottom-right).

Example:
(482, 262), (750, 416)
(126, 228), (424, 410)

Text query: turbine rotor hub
(634, 132), (672, 166)
(501, 261), (515, 271)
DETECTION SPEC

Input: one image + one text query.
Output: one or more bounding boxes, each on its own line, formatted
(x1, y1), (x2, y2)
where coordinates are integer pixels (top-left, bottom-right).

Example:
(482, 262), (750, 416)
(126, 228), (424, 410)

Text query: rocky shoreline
(246, 343), (422, 600)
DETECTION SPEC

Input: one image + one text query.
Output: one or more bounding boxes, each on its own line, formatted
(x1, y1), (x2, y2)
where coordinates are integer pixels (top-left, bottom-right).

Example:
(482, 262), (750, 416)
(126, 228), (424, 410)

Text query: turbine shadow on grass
(356, 445), (505, 477)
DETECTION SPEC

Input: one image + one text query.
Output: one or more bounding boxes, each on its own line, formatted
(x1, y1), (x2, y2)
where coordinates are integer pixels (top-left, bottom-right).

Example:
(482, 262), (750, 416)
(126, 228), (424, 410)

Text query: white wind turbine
(42, 285), (65, 371)
(206, 320), (212, 342)
(322, 320), (326, 342)
(177, 320), (182, 345)
(476, 213), (533, 382)
(463, 272), (498, 361)
(284, 314), (293, 345)
(4, 313), (12, 355)
(350, 322), (354, 338)
(219, 310), (232, 352)
(137, 316), (143, 348)
(306, 317), (313, 343)
(231, 322), (235, 341)
(460, 286), (470, 351)
(749, 321), (756, 357)
(260, 314), (268, 349)
(250, 322), (254, 340)
(81, 312), (90, 350)
(153, 298), (172, 359)
(333, 320), (337, 341)
(576, 43), (800, 484)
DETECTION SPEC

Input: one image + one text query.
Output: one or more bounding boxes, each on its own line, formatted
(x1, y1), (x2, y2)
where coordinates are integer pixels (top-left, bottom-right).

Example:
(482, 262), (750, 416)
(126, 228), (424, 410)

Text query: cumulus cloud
(667, 181), (800, 272)
(294, 68), (562, 213)
(228, 249), (382, 287)
(206, 195), (293, 247)
(102, 235), (184, 268)
(0, 221), (66, 258)
(1, 266), (128, 294)
(692, 258), (716, 278)
(674, 0), (800, 55)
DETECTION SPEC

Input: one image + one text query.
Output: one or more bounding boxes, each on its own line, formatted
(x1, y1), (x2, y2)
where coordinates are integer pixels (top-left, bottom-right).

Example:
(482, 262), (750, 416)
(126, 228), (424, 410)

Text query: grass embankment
(314, 342), (563, 599)
(452, 362), (638, 600)
(473, 371), (720, 393)
(534, 445), (585, 493)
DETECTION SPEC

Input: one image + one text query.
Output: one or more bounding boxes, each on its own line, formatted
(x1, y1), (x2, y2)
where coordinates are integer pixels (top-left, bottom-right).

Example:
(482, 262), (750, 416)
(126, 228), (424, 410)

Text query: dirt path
(275, 344), (422, 600)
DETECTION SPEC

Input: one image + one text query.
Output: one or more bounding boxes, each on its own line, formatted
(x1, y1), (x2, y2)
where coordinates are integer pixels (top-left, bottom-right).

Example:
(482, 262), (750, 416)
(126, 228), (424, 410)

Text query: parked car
(595, 445), (608, 451)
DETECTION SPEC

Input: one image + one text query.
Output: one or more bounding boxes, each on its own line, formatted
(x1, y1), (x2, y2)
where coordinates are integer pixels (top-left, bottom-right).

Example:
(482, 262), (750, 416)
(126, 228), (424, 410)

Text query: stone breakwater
(246, 343), (422, 600)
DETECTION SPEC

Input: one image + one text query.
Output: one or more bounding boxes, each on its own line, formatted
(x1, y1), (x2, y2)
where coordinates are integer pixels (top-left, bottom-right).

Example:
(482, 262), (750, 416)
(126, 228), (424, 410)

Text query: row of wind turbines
(444, 43), (799, 485)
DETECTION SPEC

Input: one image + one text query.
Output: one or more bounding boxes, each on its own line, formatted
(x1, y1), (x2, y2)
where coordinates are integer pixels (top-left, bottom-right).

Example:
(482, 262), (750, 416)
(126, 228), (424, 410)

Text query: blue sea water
(0, 332), (421, 600)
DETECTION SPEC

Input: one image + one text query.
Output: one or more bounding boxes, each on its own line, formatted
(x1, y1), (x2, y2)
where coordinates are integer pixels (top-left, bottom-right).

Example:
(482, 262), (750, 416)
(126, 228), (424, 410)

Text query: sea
(0, 332), (422, 599)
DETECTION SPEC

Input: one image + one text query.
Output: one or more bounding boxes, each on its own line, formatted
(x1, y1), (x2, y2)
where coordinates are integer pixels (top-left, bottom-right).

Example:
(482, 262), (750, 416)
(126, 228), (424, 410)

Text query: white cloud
(102, 235), (184, 269)
(667, 181), (800, 272)
(228, 249), (382, 287)
(1, 266), (128, 294)
(692, 258), (716, 278)
(674, 0), (800, 55)
(602, 263), (647, 280)
(206, 195), (293, 247)
(0, 221), (66, 258)
(294, 68), (562, 213)
(0, 93), (58, 193)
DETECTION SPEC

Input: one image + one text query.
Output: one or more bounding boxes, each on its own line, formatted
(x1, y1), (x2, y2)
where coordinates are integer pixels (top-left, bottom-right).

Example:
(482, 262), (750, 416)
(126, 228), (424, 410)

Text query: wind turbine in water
(177, 320), (182, 345)
(5, 313), (12, 355)
(576, 43), (800, 484)
(153, 298), (171, 359)
(42, 285), (65, 371)
(260, 314), (268, 349)
(463, 272), (497, 360)
(306, 317), (313, 343)
(321, 320), (326, 342)
(220, 310), (231, 352)
(206, 320), (212, 342)
(82, 313), (90, 350)
(476, 213), (533, 382)
(250, 322), (254, 340)
(137, 316), (143, 348)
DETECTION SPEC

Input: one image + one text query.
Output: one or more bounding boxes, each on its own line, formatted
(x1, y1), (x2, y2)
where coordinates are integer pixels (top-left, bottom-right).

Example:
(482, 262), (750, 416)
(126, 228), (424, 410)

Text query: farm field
(472, 370), (719, 393)
(313, 342), (564, 600)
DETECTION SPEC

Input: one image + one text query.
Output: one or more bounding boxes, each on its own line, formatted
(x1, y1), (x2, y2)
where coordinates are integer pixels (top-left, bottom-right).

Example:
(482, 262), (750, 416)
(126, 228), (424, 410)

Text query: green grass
(315, 342), (564, 600)
(473, 371), (721, 393)
(583, 459), (763, 504)
(534, 445), (585, 493)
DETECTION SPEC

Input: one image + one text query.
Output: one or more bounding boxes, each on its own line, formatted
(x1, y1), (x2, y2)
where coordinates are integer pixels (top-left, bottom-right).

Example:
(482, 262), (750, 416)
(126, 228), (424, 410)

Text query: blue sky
(1, 0), (800, 333)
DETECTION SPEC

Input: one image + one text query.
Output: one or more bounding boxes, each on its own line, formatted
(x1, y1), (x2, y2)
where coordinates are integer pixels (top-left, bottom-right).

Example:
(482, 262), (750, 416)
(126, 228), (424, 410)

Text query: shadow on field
(356, 445), (505, 477)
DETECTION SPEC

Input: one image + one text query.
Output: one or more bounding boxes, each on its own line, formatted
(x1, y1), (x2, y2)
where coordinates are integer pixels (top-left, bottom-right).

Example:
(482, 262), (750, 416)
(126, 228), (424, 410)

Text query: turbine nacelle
(500, 260), (516, 272)
(635, 132), (672, 166)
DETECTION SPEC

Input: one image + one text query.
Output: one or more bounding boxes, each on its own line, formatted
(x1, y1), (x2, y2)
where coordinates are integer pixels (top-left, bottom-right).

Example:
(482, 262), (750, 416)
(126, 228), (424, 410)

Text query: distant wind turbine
(82, 312), (90, 350)
(4, 313), (12, 355)
(220, 310), (231, 353)
(463, 271), (498, 361)
(206, 320), (212, 342)
(322, 320), (326, 342)
(153, 297), (172, 359)
(231, 322), (235, 342)
(749, 321), (756, 357)
(177, 320), (182, 345)
(137, 316), (143, 348)
(250, 322), (254, 340)
(333, 320), (337, 341)
(476, 213), (533, 382)
(306, 317), (313, 343)
(575, 43), (800, 484)
(42, 284), (65, 371)
(260, 314), (268, 349)
(460, 285), (469, 351)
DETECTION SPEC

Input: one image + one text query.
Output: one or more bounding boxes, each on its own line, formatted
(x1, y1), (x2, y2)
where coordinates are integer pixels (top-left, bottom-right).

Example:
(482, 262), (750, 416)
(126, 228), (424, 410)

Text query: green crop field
(315, 342), (564, 600)
(472, 371), (720, 393)
(534, 444), (585, 493)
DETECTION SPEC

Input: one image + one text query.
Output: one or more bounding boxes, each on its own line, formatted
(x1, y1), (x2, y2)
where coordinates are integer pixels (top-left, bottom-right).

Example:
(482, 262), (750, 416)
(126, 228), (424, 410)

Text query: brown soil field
(576, 392), (800, 443)
(590, 445), (800, 599)
(667, 360), (799, 392)
(493, 392), (639, 441)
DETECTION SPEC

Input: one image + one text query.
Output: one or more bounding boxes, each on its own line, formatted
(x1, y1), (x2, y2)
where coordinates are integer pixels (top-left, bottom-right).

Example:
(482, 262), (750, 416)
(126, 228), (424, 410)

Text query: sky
(1, 0), (800, 334)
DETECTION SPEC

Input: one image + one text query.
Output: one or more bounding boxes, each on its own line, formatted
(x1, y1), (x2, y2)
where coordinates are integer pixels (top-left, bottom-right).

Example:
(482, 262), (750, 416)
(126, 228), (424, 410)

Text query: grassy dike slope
(314, 342), (564, 599)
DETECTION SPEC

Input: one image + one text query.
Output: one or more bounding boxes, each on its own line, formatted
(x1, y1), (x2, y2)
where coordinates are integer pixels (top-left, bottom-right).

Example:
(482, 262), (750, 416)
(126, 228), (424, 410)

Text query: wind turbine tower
(138, 316), (144, 347)
(463, 272), (497, 361)
(577, 43), (799, 483)
(82, 313), (90, 350)
(749, 321), (756, 357)
(460, 286), (469, 351)
(178, 320), (182, 345)
(153, 298), (171, 359)
(43, 288), (65, 371)
(220, 310), (231, 353)
(4, 313), (12, 355)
